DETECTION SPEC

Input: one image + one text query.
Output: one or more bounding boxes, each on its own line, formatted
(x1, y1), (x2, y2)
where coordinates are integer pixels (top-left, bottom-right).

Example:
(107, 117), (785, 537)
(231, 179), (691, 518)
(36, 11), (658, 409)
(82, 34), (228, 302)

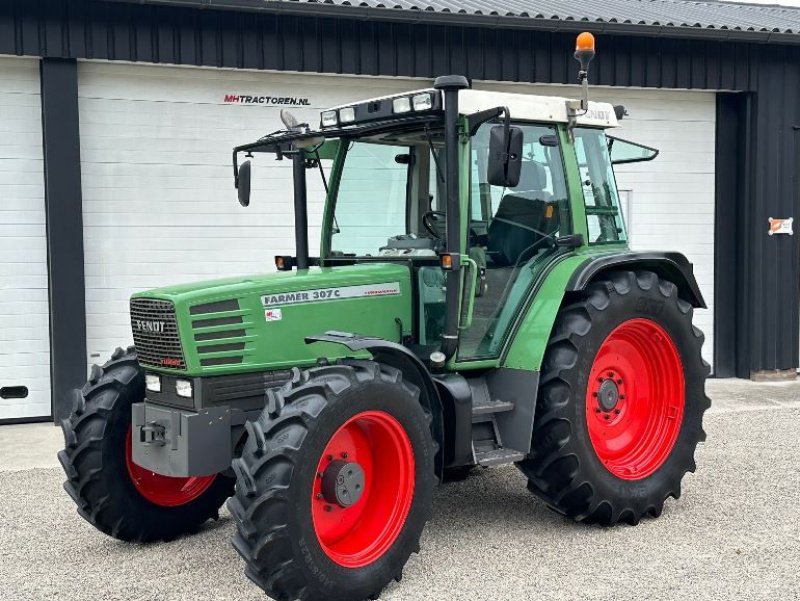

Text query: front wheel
(228, 361), (436, 601)
(518, 270), (710, 526)
(58, 347), (234, 541)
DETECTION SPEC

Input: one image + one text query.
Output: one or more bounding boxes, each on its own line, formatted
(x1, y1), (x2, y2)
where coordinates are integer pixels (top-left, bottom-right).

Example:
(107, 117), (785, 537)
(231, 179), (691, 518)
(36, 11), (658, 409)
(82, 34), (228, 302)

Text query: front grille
(130, 298), (186, 370)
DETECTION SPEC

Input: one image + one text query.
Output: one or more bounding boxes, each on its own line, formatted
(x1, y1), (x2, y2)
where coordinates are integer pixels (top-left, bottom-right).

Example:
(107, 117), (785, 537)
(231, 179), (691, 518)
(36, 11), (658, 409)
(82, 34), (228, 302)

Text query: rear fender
(566, 251), (706, 308)
(503, 251), (706, 373)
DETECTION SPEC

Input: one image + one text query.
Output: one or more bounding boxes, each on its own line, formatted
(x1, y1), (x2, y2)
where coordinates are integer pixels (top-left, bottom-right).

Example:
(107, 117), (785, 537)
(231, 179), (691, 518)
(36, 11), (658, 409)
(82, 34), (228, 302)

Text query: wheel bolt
(604, 415), (610, 420)
(341, 452), (348, 459)
(317, 472), (323, 479)
(324, 505), (332, 512)
(620, 395), (626, 400)
(326, 454), (333, 461)
(614, 409), (621, 415)
(616, 378), (623, 385)
(592, 392), (598, 398)
(316, 493), (323, 500)
(595, 408), (601, 414)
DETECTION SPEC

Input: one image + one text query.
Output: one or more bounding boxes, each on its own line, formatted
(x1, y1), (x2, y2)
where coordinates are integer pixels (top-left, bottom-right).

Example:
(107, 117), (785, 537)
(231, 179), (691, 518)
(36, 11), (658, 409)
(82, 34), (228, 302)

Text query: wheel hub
(311, 410), (416, 569)
(597, 378), (620, 411)
(584, 318), (686, 481)
(321, 460), (365, 508)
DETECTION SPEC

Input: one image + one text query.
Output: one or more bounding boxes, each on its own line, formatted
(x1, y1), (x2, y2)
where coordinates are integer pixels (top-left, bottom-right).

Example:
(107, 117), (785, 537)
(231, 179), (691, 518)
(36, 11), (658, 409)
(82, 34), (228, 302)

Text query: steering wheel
(422, 210), (447, 239)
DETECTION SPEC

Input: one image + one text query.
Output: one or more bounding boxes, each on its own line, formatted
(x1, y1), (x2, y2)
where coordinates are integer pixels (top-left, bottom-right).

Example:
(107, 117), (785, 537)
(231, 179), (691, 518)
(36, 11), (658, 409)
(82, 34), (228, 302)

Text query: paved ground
(1, 379), (799, 601)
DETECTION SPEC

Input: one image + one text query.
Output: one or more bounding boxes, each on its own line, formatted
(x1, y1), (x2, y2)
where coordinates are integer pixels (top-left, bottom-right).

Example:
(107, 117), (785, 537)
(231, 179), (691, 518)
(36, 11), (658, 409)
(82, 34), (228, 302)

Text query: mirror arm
(467, 106), (504, 136)
(233, 148), (239, 190)
(232, 149), (241, 188)
(500, 106), (512, 180)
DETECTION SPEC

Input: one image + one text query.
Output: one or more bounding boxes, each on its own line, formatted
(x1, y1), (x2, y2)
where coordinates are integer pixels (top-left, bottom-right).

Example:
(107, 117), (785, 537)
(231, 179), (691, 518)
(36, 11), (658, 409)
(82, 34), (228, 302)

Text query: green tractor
(59, 33), (709, 601)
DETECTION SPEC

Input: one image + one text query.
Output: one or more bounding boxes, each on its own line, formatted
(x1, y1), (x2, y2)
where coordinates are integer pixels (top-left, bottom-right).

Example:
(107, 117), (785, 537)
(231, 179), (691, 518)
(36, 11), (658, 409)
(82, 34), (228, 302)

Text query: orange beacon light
(575, 32), (596, 72)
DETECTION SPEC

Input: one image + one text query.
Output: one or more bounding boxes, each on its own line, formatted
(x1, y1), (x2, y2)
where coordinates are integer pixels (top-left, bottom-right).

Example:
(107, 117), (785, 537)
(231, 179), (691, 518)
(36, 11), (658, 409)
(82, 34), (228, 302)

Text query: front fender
(305, 331), (445, 479)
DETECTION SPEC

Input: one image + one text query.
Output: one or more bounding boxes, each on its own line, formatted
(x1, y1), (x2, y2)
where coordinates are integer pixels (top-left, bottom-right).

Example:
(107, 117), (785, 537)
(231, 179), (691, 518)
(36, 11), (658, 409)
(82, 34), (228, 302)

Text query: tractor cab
(232, 77), (655, 366)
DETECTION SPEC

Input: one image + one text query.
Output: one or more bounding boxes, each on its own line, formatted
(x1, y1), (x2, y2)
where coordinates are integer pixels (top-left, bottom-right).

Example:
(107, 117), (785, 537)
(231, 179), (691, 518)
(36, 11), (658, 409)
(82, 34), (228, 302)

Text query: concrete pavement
(0, 378), (798, 600)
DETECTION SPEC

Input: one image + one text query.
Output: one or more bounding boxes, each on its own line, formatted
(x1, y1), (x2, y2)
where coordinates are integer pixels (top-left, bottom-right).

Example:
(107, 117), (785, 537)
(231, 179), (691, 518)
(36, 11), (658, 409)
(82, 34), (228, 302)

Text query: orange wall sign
(768, 217), (794, 236)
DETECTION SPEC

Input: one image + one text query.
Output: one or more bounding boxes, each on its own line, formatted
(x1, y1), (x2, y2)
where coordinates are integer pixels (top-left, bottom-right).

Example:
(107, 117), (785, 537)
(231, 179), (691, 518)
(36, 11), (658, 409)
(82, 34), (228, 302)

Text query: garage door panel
(2, 339), (50, 355)
(0, 57), (52, 421)
(0, 363), (50, 381)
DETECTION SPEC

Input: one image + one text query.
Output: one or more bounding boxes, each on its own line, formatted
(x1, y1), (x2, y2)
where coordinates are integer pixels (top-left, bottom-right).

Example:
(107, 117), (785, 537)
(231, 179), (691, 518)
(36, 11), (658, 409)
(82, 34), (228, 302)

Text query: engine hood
(131, 263), (412, 376)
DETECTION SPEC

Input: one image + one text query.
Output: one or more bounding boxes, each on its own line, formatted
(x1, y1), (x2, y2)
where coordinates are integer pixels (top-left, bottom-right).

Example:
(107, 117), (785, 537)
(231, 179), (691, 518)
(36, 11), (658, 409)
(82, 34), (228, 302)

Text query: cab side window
(471, 123), (569, 265)
(574, 128), (627, 244)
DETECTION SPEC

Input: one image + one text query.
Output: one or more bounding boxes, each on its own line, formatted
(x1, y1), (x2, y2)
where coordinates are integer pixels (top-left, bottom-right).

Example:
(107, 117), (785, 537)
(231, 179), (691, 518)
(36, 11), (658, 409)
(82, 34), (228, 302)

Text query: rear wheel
(518, 270), (710, 525)
(228, 361), (436, 601)
(58, 347), (234, 541)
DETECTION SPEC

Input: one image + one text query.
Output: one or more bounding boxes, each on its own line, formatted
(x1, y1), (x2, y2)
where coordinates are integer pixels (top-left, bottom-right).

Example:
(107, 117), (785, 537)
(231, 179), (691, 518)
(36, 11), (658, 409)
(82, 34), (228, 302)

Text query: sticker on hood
(262, 282), (401, 307)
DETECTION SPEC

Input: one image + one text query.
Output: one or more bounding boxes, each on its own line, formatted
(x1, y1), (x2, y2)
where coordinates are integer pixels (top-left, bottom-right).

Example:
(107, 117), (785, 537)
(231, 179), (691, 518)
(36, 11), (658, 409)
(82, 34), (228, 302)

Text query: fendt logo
(223, 94), (311, 106)
(133, 319), (166, 334)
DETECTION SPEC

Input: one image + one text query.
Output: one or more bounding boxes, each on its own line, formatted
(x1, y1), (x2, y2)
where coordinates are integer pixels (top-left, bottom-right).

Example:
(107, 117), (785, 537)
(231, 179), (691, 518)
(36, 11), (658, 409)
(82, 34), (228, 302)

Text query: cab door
(456, 122), (572, 362)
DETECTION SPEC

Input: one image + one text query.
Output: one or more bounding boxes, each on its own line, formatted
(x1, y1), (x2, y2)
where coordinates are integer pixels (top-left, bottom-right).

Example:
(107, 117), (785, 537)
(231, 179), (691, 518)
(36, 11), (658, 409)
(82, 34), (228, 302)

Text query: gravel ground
(1, 380), (799, 601)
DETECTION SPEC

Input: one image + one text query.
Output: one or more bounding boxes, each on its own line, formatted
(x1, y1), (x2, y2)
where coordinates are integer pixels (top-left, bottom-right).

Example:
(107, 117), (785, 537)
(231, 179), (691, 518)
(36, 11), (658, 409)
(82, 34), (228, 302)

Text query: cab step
(472, 398), (515, 418)
(469, 378), (515, 420)
(475, 447), (526, 467)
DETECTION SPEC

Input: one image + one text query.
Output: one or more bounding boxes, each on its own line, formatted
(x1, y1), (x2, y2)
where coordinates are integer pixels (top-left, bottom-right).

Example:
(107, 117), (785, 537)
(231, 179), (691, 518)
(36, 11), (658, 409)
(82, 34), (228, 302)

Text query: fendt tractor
(59, 33), (710, 601)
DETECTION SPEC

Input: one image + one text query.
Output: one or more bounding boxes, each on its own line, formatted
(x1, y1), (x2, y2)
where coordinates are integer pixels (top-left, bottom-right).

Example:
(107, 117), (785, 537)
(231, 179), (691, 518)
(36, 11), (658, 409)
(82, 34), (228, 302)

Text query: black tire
(228, 360), (436, 601)
(518, 270), (711, 526)
(58, 347), (234, 542)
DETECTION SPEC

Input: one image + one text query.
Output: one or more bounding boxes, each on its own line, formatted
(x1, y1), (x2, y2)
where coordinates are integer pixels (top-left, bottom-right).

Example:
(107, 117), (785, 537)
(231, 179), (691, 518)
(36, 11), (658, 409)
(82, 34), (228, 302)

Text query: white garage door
(478, 82), (716, 366)
(608, 89), (715, 367)
(0, 57), (51, 420)
(78, 62), (419, 366)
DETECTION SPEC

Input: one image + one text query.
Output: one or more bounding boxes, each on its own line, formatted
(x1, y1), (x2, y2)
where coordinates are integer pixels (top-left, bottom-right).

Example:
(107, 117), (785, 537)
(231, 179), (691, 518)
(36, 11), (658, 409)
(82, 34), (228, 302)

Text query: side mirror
(237, 159), (252, 207)
(487, 125), (523, 187)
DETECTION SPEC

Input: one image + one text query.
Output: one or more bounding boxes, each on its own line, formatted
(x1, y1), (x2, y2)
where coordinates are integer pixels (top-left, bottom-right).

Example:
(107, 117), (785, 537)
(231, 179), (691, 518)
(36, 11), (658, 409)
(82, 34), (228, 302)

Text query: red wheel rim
(585, 318), (685, 481)
(311, 411), (415, 568)
(125, 428), (216, 507)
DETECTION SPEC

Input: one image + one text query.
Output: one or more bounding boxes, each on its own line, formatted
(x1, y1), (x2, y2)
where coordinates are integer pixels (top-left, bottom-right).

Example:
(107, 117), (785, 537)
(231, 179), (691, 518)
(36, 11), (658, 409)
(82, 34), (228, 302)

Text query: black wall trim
(714, 93), (747, 378)
(40, 58), (87, 423)
(0, 415), (55, 426)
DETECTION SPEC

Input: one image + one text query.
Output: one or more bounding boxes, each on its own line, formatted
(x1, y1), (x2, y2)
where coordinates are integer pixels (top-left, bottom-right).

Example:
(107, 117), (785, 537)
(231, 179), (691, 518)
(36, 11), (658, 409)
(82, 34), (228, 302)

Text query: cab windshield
(329, 130), (445, 258)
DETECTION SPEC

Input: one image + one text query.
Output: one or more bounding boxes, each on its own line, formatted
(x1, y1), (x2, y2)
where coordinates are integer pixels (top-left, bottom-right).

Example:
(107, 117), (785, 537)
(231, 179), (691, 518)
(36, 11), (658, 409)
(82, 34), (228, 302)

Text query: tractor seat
(487, 161), (559, 267)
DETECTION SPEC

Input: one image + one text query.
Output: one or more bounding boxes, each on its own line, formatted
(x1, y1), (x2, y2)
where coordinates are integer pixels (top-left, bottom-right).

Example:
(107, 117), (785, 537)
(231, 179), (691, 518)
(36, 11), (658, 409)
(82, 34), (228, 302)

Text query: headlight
(392, 96), (412, 114)
(145, 373), (161, 393)
(412, 93), (433, 111)
(175, 379), (193, 398)
(339, 106), (356, 124)
(320, 110), (338, 127)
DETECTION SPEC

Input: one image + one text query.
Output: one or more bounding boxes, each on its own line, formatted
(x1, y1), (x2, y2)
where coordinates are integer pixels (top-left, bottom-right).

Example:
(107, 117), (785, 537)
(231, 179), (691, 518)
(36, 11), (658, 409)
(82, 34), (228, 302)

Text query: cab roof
(459, 89), (618, 128)
(326, 87), (619, 129)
